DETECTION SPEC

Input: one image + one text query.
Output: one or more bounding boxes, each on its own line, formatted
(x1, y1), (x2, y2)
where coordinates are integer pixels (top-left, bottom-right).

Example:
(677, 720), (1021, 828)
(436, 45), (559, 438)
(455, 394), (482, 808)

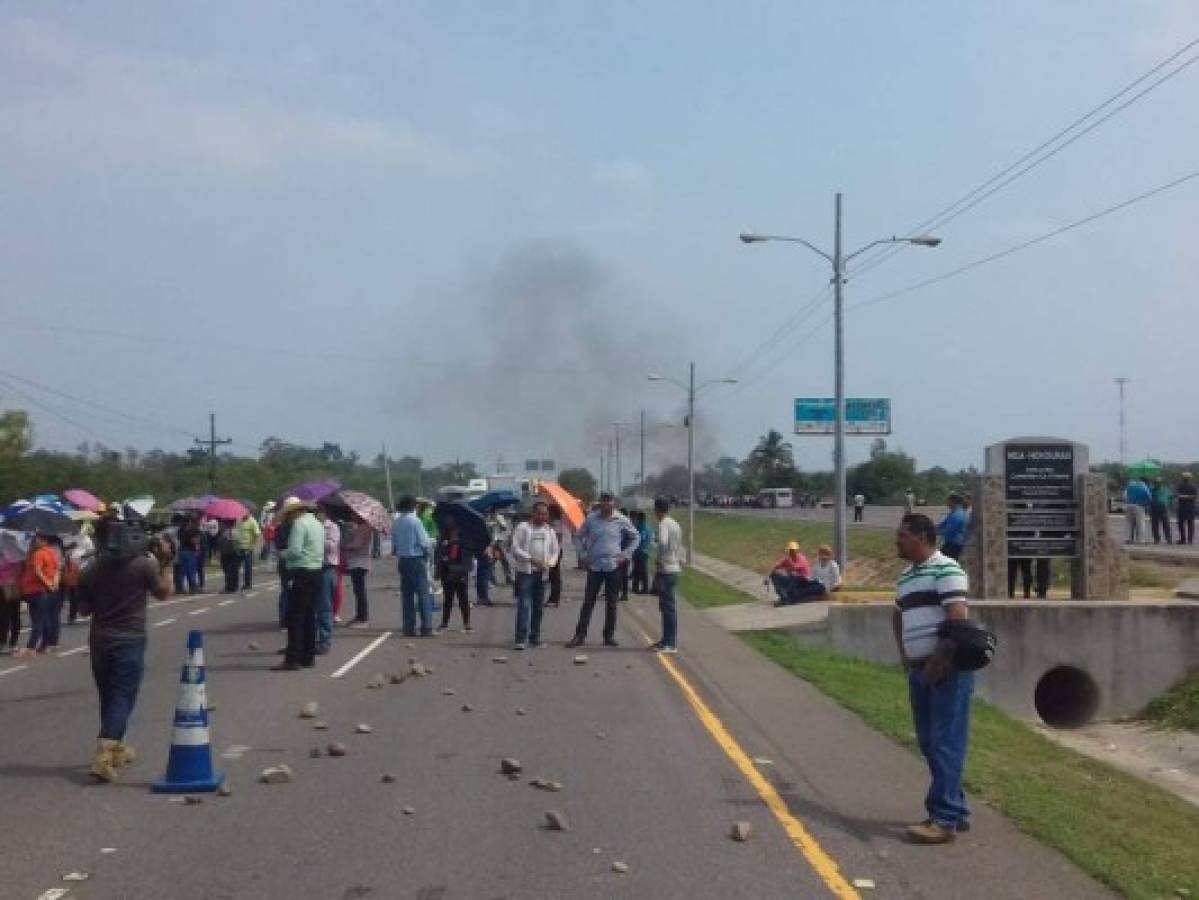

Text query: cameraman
(77, 517), (172, 783)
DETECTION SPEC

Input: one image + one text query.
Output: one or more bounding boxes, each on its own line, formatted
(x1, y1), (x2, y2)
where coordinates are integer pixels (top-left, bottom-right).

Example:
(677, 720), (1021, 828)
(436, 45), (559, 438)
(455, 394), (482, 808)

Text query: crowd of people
(1123, 472), (1196, 545)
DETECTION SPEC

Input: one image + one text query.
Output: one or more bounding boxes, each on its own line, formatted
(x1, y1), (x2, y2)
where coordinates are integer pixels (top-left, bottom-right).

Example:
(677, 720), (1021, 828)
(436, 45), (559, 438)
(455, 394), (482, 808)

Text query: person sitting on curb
(765, 541), (823, 605)
(811, 544), (842, 594)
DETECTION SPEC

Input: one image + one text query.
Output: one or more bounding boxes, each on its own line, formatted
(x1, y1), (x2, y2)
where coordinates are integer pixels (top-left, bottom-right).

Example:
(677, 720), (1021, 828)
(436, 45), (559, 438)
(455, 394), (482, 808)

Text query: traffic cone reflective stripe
(152, 630), (225, 793)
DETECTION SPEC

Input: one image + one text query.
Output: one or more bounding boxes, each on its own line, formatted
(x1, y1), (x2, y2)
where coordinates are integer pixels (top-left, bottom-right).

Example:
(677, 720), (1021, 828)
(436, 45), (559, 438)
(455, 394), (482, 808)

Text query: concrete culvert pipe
(1034, 666), (1100, 728)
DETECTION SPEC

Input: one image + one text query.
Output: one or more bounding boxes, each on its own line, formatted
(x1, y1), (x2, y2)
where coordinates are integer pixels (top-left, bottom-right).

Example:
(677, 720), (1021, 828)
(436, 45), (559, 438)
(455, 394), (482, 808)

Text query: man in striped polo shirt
(891, 513), (973, 844)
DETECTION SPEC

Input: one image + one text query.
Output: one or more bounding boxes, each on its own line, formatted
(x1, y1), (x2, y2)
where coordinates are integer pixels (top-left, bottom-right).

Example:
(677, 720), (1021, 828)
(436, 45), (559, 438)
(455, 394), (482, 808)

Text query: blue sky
(1, 1), (1196, 477)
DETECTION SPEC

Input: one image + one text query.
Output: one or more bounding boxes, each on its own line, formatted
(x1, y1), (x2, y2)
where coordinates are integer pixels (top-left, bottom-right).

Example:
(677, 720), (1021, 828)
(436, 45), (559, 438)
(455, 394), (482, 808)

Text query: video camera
(98, 519), (151, 560)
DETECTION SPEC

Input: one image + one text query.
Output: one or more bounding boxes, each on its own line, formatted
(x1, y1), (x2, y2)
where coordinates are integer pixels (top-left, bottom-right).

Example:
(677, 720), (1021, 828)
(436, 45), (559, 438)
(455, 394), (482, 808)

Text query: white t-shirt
(812, 558), (841, 591)
(656, 516), (684, 574)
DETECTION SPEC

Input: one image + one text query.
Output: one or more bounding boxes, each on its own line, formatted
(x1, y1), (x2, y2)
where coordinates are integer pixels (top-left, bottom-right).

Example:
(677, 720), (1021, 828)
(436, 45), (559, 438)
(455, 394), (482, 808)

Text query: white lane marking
(243, 591), (258, 598)
(0, 664), (29, 676)
(330, 631), (393, 679)
(188, 608), (210, 616)
(57, 646), (89, 657)
(153, 618), (178, 628)
(218, 599), (236, 607)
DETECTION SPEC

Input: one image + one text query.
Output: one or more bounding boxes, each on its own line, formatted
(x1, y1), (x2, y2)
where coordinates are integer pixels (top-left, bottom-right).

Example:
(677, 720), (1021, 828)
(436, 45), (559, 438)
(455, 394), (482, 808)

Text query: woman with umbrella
(16, 533), (61, 657)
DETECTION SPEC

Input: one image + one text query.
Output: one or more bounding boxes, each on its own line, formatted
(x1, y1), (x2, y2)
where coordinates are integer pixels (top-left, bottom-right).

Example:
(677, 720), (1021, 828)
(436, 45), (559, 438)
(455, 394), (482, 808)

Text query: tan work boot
(906, 821), (956, 844)
(112, 742), (137, 768)
(90, 739), (120, 783)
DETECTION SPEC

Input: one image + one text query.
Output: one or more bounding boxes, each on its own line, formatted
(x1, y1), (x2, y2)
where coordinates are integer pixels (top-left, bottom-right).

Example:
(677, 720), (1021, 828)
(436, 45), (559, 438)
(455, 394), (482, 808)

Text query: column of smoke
(464, 240), (718, 487)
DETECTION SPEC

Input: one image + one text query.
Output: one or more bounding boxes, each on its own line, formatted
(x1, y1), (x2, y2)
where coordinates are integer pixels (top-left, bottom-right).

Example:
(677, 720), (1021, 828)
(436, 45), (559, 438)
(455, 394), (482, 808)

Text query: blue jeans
(25, 592), (51, 651)
(399, 556), (432, 635)
(240, 550), (254, 589)
(514, 572), (546, 644)
(475, 554), (492, 604)
(657, 572), (679, 647)
(908, 667), (974, 828)
(179, 549), (200, 593)
(90, 636), (147, 740)
(317, 566), (336, 648)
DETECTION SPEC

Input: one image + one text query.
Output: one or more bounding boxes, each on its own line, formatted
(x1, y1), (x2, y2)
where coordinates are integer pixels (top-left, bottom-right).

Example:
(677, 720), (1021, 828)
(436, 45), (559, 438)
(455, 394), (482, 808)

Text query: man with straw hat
(272, 497), (323, 671)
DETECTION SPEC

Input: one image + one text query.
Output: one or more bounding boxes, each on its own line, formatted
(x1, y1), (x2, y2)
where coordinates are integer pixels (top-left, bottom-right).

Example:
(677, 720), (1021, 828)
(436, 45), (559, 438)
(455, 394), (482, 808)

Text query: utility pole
(614, 424), (623, 499)
(687, 362), (696, 565)
(194, 412), (231, 493)
(832, 193), (847, 574)
(1115, 377), (1130, 468)
(382, 444), (395, 511)
(597, 442), (605, 494)
(639, 409), (646, 499)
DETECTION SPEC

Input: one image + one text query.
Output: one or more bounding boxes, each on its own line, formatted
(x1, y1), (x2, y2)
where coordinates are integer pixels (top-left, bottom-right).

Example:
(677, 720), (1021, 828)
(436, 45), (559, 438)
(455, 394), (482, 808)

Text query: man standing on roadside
(853, 493), (866, 523)
(315, 505), (340, 654)
(510, 501), (560, 650)
(651, 497), (683, 654)
(892, 513), (972, 844)
(272, 497), (323, 671)
(1149, 477), (1174, 545)
(567, 493), (639, 649)
(78, 519), (172, 782)
(1175, 472), (1196, 546)
(392, 496), (434, 637)
(1124, 477), (1150, 544)
(936, 494), (969, 560)
(234, 512), (261, 591)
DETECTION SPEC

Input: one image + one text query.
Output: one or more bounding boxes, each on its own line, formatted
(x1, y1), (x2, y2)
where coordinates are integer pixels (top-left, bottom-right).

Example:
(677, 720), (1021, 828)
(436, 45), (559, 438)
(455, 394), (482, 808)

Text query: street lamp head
(910, 235), (941, 247)
(647, 374), (664, 381)
(739, 233), (767, 244)
(721, 378), (739, 385)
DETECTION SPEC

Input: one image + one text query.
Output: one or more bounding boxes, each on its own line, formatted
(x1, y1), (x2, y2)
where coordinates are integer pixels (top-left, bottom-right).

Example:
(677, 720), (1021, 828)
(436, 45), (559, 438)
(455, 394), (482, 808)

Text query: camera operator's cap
(786, 541), (800, 551)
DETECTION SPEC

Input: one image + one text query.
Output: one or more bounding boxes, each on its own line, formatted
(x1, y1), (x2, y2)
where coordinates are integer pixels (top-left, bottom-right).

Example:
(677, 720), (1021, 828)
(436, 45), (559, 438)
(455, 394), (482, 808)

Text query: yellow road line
(643, 629), (860, 900)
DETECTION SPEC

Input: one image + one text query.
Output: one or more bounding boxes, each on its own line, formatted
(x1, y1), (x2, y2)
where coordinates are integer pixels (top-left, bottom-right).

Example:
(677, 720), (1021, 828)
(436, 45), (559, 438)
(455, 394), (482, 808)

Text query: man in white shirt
(652, 497), (684, 653)
(509, 502), (560, 650)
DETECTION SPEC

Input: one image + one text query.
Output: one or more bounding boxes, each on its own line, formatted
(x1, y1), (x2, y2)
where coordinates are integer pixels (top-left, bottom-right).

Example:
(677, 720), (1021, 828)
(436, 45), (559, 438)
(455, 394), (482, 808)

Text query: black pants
(631, 552), (650, 593)
(1008, 559), (1050, 598)
(440, 580), (470, 628)
(575, 569), (621, 641)
(547, 562), (562, 606)
(0, 601), (20, 647)
(1178, 502), (1195, 544)
(1150, 504), (1173, 544)
(350, 568), (369, 623)
(65, 587), (79, 622)
(285, 569), (320, 666)
(854, 506), (864, 522)
(221, 553), (240, 592)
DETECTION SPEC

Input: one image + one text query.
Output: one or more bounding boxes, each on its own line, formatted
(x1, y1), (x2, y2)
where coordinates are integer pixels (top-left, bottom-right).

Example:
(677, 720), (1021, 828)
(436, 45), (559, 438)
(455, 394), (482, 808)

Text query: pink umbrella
(64, 488), (103, 512)
(205, 498), (249, 521)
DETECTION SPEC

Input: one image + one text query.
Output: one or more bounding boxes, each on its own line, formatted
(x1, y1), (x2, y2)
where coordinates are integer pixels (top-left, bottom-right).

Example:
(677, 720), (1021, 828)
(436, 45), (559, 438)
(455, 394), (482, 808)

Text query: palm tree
(744, 430), (797, 485)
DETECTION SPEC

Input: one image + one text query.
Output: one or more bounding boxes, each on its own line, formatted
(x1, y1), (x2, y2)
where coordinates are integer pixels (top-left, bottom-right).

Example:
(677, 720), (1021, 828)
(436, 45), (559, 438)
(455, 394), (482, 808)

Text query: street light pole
(687, 362), (696, 565)
(640, 409), (646, 499)
(614, 423), (623, 499)
(833, 193), (847, 575)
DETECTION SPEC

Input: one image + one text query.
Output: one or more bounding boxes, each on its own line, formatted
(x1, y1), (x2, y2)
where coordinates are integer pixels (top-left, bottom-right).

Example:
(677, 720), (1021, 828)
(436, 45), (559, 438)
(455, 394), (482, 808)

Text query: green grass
(740, 630), (1199, 900)
(1142, 670), (1199, 733)
(678, 568), (757, 609)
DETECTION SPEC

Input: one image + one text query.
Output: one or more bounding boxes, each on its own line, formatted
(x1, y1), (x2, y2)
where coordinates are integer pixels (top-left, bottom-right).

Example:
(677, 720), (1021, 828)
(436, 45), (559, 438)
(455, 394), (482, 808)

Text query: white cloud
(592, 159), (655, 196)
(0, 18), (496, 177)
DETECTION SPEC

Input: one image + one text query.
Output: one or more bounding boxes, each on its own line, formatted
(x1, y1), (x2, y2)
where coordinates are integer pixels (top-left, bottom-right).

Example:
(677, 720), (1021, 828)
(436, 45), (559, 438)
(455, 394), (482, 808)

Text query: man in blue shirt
(391, 495), (433, 637)
(1124, 478), (1151, 544)
(567, 493), (640, 648)
(936, 493), (969, 561)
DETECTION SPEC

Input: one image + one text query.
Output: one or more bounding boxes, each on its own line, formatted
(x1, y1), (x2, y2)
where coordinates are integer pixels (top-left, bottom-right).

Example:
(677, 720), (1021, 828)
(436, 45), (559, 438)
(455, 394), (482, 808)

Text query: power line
(0, 374), (125, 447)
(725, 284), (832, 379)
(848, 36), (1199, 279)
(851, 168), (1199, 312)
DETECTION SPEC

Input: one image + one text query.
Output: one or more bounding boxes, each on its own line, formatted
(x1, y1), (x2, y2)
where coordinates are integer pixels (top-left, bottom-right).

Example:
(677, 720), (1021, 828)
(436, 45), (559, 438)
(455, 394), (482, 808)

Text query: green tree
(558, 467), (597, 503)
(742, 430), (798, 490)
(847, 438), (917, 504)
(0, 410), (32, 458)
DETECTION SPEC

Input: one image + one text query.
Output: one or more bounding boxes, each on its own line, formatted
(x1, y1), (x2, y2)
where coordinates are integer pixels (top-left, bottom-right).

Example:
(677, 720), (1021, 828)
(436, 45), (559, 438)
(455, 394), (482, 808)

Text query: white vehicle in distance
(757, 487), (794, 509)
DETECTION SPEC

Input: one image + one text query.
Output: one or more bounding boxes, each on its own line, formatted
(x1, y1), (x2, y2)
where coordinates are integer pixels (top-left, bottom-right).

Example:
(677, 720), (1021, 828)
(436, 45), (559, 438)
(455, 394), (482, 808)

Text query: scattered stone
(404, 642), (415, 649)
(260, 765), (294, 784)
(299, 701), (319, 719)
(366, 673), (386, 689)
(327, 742), (348, 757)
(1104, 743), (1118, 751)
(62, 872), (90, 883)
(730, 821), (753, 842)
(593, 672), (601, 678)
(309, 746), (323, 758)
(100, 848), (117, 854)
(217, 785), (232, 797)
(544, 810), (569, 831)
(206, 703), (217, 712)
(492, 656), (509, 664)
(611, 861), (629, 874)
(595, 732), (607, 741)
(402, 805), (416, 815)
(752, 757), (774, 767)
(500, 757), (523, 775)
(355, 723), (373, 734)
(381, 773), (397, 783)
(529, 777), (547, 788)
(593, 848), (602, 855)
(40, 890), (70, 900)
(443, 688), (456, 696)
(389, 672), (407, 685)
(626, 664), (633, 670)
(183, 795), (204, 805)
(461, 703), (474, 712)
(313, 721), (329, 731)
(516, 707), (528, 716)
(852, 878), (876, 891)
(573, 654), (589, 665)
(248, 641), (260, 651)
(409, 662), (428, 677)
(544, 780), (563, 792)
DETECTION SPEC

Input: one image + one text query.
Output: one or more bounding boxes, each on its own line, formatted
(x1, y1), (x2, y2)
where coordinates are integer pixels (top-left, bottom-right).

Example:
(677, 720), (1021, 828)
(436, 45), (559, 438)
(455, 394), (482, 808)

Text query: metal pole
(598, 443), (605, 494)
(687, 361), (696, 566)
(640, 409), (646, 499)
(382, 444), (395, 511)
(614, 424), (623, 499)
(833, 193), (848, 573)
(1115, 377), (1129, 467)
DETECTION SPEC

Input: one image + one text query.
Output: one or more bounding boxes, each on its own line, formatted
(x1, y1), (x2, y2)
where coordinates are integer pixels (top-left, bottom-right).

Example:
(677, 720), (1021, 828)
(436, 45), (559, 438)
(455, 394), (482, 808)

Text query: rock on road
(0, 565), (1110, 899)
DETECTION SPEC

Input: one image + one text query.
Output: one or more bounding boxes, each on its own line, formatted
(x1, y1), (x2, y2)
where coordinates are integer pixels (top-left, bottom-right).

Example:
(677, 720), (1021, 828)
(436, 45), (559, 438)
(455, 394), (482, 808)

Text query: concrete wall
(827, 601), (1199, 723)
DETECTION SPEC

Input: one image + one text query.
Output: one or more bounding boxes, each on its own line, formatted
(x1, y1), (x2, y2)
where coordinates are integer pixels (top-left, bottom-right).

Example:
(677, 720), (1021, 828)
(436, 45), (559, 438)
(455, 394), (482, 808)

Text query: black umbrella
(433, 501), (490, 553)
(4, 506), (80, 536)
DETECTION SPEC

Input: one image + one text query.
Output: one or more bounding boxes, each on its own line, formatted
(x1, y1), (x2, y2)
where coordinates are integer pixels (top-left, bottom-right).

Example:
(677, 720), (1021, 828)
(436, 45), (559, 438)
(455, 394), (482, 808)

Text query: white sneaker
(333, 615), (343, 624)
(660, 645), (678, 654)
(513, 642), (526, 651)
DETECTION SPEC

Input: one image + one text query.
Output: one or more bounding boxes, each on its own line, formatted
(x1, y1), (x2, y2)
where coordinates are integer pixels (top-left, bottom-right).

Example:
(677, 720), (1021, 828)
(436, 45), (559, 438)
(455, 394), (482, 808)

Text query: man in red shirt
(765, 541), (817, 604)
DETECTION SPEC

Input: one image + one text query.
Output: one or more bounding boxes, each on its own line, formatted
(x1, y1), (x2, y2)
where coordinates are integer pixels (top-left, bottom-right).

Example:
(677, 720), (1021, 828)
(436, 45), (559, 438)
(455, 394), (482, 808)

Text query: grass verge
(678, 568), (757, 609)
(740, 630), (1199, 900)
(1142, 669), (1199, 733)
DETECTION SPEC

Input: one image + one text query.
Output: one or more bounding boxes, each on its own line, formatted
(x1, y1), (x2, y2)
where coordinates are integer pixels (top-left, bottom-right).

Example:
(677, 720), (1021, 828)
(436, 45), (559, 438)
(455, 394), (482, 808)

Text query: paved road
(1, 563), (1110, 899)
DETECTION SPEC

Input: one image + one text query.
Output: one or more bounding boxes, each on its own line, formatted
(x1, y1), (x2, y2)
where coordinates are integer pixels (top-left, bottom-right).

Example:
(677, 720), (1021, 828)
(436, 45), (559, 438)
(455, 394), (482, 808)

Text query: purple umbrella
(278, 479), (341, 506)
(170, 495), (216, 513)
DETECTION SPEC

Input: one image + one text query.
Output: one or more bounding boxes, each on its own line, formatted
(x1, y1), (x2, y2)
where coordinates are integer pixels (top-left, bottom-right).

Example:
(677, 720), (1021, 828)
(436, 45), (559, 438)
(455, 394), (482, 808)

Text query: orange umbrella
(536, 481), (585, 531)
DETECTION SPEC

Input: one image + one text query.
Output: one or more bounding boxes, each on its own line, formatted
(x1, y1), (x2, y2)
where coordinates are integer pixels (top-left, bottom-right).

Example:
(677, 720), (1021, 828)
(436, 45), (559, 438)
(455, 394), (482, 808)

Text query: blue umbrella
(468, 490), (521, 514)
(434, 501), (490, 553)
